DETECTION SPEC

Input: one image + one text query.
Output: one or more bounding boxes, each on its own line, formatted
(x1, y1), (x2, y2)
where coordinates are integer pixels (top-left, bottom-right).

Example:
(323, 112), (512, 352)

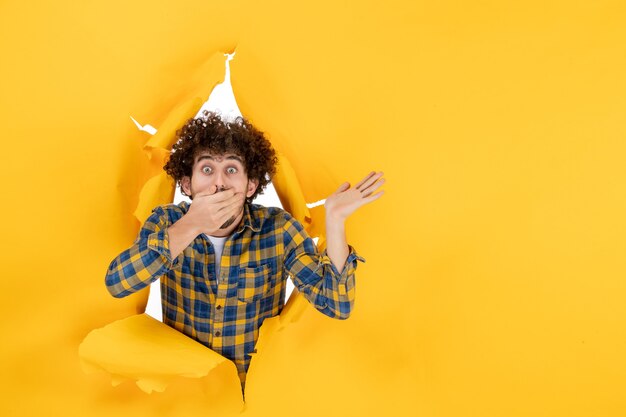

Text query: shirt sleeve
(104, 205), (180, 298)
(281, 211), (366, 320)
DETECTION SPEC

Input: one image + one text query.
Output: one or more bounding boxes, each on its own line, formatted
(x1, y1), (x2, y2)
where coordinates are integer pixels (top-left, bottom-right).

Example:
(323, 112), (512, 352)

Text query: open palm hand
(325, 171), (385, 221)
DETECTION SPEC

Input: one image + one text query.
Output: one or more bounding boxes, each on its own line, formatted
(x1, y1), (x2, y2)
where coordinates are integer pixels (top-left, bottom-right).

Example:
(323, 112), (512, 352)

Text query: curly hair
(163, 110), (278, 203)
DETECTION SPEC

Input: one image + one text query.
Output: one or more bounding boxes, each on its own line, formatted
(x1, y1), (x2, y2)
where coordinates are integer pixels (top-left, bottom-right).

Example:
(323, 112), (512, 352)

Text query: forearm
(321, 170), (383, 272)
(325, 213), (349, 273)
(105, 240), (170, 298)
(167, 215), (200, 259)
(105, 205), (187, 298)
(283, 211), (365, 320)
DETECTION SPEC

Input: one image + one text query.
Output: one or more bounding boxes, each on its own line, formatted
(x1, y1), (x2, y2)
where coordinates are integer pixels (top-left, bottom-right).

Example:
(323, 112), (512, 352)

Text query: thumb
(335, 182), (350, 193)
(197, 185), (219, 198)
(203, 184), (219, 195)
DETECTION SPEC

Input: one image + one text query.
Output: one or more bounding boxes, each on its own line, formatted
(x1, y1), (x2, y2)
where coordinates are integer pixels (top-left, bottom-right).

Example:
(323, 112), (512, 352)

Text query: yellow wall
(1, 1), (625, 416)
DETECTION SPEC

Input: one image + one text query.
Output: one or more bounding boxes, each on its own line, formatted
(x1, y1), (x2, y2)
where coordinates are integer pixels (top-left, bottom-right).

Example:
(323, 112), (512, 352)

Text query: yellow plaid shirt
(105, 201), (365, 387)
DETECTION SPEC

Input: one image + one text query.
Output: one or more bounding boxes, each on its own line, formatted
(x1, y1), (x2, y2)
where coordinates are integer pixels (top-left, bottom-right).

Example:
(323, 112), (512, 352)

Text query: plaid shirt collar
(178, 201), (261, 235)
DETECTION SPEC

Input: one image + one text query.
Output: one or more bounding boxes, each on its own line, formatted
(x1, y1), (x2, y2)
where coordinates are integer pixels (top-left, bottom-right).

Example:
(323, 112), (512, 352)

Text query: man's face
(181, 151), (259, 201)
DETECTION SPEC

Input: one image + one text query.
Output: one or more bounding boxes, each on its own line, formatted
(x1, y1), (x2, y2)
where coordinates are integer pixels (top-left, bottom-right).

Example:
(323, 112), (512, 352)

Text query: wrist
(325, 213), (346, 231)
(175, 213), (201, 237)
(325, 208), (346, 225)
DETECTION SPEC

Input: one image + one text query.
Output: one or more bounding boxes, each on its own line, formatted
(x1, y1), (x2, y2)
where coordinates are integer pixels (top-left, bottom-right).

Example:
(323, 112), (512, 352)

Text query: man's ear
(246, 178), (259, 198)
(181, 176), (191, 197)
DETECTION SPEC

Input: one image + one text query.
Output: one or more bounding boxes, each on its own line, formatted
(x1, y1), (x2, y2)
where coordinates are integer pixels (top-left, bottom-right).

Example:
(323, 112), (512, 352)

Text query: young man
(105, 110), (385, 392)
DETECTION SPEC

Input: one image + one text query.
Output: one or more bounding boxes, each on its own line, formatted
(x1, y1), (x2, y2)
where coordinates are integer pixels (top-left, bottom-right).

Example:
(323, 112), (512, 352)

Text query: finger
(214, 198), (245, 227)
(217, 205), (238, 227)
(198, 188), (235, 202)
(360, 178), (385, 197)
(216, 202), (239, 220)
(363, 190), (385, 203)
(195, 184), (217, 195)
(220, 214), (237, 229)
(217, 193), (245, 212)
(357, 171), (384, 191)
(334, 181), (350, 194)
(219, 203), (244, 229)
(355, 171), (376, 189)
(195, 185), (219, 197)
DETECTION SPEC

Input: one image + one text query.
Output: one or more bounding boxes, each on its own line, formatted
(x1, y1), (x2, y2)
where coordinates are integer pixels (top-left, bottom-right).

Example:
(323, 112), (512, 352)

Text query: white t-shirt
(205, 234), (228, 283)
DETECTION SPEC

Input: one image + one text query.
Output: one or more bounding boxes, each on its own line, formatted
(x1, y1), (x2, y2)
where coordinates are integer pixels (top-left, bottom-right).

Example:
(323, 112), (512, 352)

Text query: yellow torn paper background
(2, 1), (626, 416)
(79, 314), (241, 397)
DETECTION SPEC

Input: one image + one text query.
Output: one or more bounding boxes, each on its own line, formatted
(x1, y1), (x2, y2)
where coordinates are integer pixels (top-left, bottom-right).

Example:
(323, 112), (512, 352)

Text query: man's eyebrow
(195, 155), (244, 163)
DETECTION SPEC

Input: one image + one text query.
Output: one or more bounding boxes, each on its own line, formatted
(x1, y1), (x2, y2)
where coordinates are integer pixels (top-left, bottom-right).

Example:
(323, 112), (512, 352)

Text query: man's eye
(227, 167), (238, 174)
(202, 166), (212, 174)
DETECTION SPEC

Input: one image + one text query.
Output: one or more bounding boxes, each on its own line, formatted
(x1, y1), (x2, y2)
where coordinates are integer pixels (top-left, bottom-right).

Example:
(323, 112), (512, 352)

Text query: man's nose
(214, 172), (227, 191)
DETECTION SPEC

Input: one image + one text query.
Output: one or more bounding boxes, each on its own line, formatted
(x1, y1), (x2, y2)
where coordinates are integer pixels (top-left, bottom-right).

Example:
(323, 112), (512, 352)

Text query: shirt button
(216, 305), (222, 310)
(215, 331), (221, 337)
